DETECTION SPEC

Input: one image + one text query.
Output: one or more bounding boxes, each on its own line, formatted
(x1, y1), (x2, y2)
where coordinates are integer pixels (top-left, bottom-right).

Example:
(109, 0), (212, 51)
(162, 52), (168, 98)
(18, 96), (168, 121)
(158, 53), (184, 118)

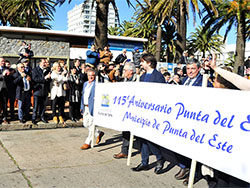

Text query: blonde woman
(50, 62), (68, 124)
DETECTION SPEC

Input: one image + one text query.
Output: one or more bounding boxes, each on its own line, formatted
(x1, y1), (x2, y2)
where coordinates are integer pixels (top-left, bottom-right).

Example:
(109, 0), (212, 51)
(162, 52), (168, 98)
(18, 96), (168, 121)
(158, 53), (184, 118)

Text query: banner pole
(188, 72), (209, 188)
(188, 160), (197, 188)
(91, 125), (95, 148)
(91, 75), (99, 148)
(127, 133), (134, 166)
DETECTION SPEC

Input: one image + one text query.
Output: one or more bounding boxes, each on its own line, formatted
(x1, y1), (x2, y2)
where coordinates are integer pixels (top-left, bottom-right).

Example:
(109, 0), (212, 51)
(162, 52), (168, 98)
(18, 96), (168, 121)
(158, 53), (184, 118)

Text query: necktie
(24, 77), (28, 90)
(185, 79), (192, 86)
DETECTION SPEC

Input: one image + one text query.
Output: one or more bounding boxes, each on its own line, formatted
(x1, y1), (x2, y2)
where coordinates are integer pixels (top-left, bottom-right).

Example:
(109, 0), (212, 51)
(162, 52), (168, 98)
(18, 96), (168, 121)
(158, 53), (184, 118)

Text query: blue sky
(50, 0), (236, 44)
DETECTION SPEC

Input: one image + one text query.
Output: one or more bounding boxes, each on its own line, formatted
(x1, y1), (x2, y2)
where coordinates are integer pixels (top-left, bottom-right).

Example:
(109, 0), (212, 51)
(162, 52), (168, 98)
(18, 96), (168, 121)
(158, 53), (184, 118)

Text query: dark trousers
(32, 95), (47, 120)
(69, 102), (79, 119)
(0, 88), (8, 120)
(121, 131), (130, 155)
(7, 92), (16, 118)
(52, 96), (65, 117)
(139, 138), (163, 165)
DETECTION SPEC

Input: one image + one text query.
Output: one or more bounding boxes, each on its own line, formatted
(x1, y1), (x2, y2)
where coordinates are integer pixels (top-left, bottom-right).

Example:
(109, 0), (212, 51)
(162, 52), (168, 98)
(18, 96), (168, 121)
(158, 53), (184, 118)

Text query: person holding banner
(80, 69), (104, 150)
(113, 62), (138, 159)
(175, 58), (213, 186)
(131, 53), (166, 174)
(209, 53), (250, 91)
(207, 55), (250, 187)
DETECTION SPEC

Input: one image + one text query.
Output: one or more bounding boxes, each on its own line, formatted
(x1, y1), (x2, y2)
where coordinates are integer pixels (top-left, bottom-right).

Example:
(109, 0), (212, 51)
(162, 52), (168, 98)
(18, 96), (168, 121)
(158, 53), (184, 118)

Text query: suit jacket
(32, 66), (51, 97)
(13, 71), (32, 100)
(140, 69), (165, 83)
(0, 67), (8, 92)
(80, 81), (95, 116)
(182, 73), (213, 87)
(115, 53), (127, 64)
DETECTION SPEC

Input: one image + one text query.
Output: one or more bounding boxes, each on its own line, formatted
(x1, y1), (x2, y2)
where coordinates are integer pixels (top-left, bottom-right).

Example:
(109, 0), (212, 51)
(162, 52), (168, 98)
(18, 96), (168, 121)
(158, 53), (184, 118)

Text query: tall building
(67, 1), (118, 34)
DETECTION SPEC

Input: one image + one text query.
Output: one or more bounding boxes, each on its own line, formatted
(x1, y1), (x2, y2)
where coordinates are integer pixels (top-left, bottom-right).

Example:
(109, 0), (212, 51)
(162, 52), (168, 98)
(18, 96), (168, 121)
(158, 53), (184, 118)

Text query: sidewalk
(0, 127), (208, 188)
(1, 102), (82, 131)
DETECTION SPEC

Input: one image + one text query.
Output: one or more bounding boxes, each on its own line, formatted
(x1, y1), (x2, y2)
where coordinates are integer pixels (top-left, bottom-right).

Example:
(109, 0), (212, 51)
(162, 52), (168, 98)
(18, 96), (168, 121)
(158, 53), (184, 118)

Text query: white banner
(93, 82), (250, 183)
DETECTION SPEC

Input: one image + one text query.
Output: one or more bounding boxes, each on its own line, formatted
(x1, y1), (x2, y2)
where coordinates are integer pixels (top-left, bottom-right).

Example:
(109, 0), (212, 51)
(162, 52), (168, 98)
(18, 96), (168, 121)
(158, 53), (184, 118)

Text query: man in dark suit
(182, 58), (213, 87)
(115, 49), (127, 65)
(0, 57), (10, 124)
(175, 58), (213, 186)
(13, 63), (32, 123)
(73, 59), (81, 75)
(5, 60), (16, 120)
(131, 53), (165, 174)
(31, 59), (51, 125)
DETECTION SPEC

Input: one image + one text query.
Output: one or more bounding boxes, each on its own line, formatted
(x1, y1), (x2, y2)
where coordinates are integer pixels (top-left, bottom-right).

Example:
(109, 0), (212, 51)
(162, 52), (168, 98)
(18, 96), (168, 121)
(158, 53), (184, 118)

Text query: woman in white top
(50, 62), (68, 124)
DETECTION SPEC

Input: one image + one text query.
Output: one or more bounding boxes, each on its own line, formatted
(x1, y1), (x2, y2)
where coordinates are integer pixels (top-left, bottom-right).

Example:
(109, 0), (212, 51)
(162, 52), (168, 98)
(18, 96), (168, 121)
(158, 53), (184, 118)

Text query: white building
(67, 1), (118, 34)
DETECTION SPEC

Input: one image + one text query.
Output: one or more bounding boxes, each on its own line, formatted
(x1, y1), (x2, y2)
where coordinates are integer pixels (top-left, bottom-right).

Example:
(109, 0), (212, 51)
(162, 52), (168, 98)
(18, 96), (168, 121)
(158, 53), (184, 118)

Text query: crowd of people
(0, 42), (249, 188)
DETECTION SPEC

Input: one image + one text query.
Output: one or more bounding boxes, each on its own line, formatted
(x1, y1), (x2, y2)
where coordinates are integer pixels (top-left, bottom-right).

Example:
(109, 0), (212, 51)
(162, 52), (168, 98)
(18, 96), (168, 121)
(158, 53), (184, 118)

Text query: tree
(187, 26), (224, 58)
(162, 21), (177, 63)
(174, 0), (217, 60)
(56, 0), (134, 49)
(135, 0), (174, 61)
(202, 0), (250, 72)
(0, 1), (14, 26)
(0, 0), (56, 29)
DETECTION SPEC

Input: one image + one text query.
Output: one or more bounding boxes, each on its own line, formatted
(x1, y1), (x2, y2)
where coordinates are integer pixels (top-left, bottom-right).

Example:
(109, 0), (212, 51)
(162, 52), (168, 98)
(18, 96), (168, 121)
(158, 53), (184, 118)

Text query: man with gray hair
(113, 62), (138, 159)
(80, 69), (104, 150)
(182, 58), (213, 87)
(13, 63), (32, 123)
(175, 58), (213, 185)
(115, 49), (127, 65)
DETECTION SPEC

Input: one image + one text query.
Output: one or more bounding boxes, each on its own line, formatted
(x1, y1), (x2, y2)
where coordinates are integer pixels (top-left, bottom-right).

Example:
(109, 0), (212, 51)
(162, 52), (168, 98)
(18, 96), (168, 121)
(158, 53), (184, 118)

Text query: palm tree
(0, 1), (10, 25)
(1, 0), (56, 29)
(108, 26), (122, 36)
(135, 0), (174, 61)
(135, 0), (216, 61)
(202, 0), (250, 72)
(175, 0), (217, 60)
(162, 21), (177, 63)
(56, 0), (134, 49)
(122, 18), (157, 54)
(187, 26), (224, 58)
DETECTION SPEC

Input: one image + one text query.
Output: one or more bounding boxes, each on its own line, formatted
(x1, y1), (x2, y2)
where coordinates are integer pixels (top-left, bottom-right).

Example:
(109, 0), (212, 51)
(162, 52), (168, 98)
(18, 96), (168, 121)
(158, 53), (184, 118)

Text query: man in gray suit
(0, 57), (10, 124)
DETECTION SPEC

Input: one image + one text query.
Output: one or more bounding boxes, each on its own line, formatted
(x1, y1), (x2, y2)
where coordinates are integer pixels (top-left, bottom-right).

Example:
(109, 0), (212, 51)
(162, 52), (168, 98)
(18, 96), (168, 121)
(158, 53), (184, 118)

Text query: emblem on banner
(101, 94), (110, 107)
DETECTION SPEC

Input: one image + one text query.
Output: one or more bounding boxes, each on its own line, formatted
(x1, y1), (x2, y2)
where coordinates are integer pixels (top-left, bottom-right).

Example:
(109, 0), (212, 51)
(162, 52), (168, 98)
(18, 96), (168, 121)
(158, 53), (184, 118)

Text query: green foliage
(0, 0), (56, 29)
(224, 52), (235, 67)
(187, 25), (224, 57)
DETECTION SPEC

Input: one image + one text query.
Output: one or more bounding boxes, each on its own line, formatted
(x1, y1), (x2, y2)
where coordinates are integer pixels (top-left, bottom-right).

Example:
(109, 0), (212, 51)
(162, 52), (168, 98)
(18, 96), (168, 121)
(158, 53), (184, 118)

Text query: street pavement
(0, 126), (208, 188)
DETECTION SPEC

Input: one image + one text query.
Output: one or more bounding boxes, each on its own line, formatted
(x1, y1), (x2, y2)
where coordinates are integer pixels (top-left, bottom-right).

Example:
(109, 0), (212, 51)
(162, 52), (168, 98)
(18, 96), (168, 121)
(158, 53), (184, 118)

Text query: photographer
(18, 42), (34, 62)
(97, 63), (109, 83)
(99, 44), (113, 66)
(86, 44), (99, 68)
